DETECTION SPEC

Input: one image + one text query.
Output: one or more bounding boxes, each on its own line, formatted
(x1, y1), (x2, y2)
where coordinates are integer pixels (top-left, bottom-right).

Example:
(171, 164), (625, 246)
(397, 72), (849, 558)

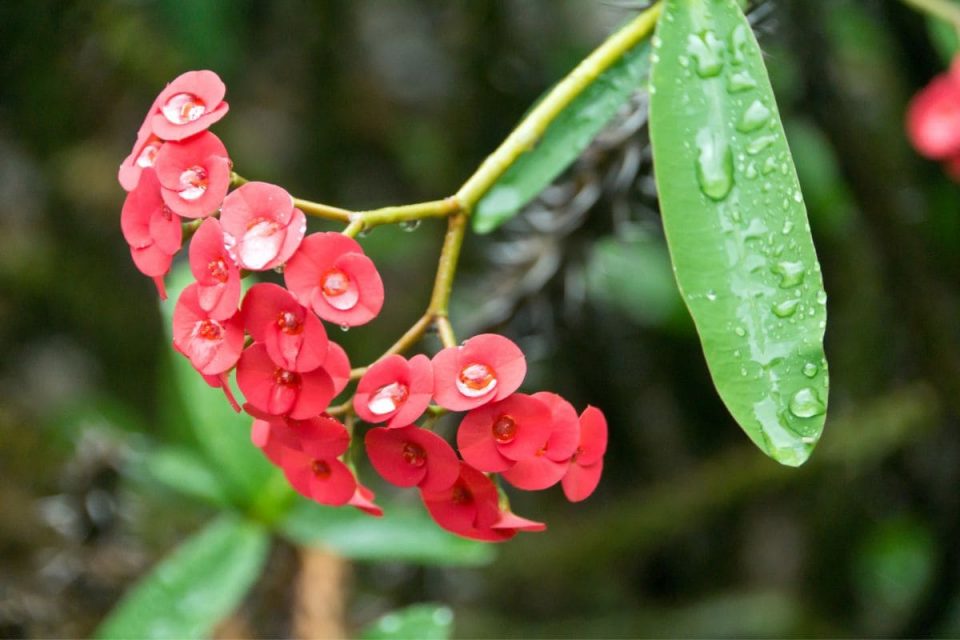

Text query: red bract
(432, 334), (526, 411)
(501, 392), (580, 491)
(149, 70), (229, 142)
(284, 232), (384, 326)
(561, 405), (608, 503)
(120, 170), (182, 298)
(236, 344), (334, 419)
(907, 59), (960, 159)
(241, 283), (329, 372)
(456, 393), (552, 473)
(365, 426), (459, 492)
(348, 483), (384, 517)
(189, 218), (241, 320)
(220, 182), (306, 271)
(491, 511), (546, 534)
(353, 355), (433, 427)
(420, 462), (503, 541)
(251, 414), (356, 506)
(154, 131), (231, 218)
(118, 132), (163, 193)
(172, 283), (244, 375)
(324, 342), (351, 395)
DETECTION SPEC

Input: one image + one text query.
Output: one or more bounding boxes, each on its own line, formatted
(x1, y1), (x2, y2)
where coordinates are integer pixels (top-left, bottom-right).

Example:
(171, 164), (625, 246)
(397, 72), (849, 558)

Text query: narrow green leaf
(361, 603), (454, 640)
(139, 446), (234, 507)
(95, 515), (269, 640)
(472, 40), (651, 234)
(279, 497), (495, 566)
(649, 0), (829, 465)
(159, 264), (278, 503)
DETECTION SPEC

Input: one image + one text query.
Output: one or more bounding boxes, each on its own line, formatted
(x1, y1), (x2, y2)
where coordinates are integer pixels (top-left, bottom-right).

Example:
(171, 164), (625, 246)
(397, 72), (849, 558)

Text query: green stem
(454, 2), (662, 210)
(902, 0), (960, 28)
(428, 214), (469, 316)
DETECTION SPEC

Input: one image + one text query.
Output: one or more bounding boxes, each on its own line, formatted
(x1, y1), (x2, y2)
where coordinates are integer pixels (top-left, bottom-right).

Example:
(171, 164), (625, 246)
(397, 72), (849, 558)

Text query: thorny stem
(227, 4), (662, 415)
(901, 0), (960, 29)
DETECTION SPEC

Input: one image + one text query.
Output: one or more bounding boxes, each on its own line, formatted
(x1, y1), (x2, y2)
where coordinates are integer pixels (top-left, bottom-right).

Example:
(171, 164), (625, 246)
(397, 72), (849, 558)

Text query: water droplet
(729, 25), (749, 65)
(400, 219), (421, 232)
(695, 127), (734, 201)
(736, 99), (772, 133)
(802, 362), (819, 378)
(706, 289), (718, 301)
(321, 268), (360, 310)
(456, 363), (498, 398)
(339, 324), (350, 332)
(772, 298), (800, 318)
(772, 260), (805, 288)
(745, 162), (758, 179)
(762, 156), (778, 175)
(782, 220), (794, 234)
(816, 291), (827, 305)
(652, 35), (663, 49)
(162, 93), (206, 125)
(789, 387), (826, 418)
(734, 349), (742, 358)
(793, 190), (803, 203)
(735, 326), (746, 337)
(687, 30), (725, 78)
(740, 367), (748, 376)
(746, 134), (777, 155)
(727, 71), (756, 93)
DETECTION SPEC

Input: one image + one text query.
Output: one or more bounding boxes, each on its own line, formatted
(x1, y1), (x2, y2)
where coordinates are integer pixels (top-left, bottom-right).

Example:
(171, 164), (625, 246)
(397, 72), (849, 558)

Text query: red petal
(577, 405), (608, 466)
(348, 484), (383, 517)
(283, 232), (366, 307)
(531, 391), (580, 462)
(150, 70), (229, 141)
(387, 354), (433, 429)
(149, 205), (182, 255)
(431, 346), (495, 412)
(501, 454), (567, 491)
(159, 155), (231, 219)
(219, 181), (294, 238)
(365, 427), (428, 487)
(492, 511), (546, 532)
(460, 334), (526, 403)
(323, 342), (351, 395)
(457, 394), (551, 472)
(130, 243), (172, 278)
(120, 170), (163, 248)
(561, 459), (603, 503)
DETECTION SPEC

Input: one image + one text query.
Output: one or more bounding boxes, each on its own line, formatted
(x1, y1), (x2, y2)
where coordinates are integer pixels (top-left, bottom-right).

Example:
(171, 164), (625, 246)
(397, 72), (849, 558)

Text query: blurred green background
(3, 0), (960, 637)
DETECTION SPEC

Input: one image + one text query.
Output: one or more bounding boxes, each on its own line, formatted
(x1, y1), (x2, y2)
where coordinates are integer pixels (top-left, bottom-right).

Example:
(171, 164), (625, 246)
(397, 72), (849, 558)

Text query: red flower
(120, 170), (182, 298)
(251, 414), (356, 506)
(501, 392), (580, 491)
(154, 131), (231, 219)
(491, 511), (546, 535)
(324, 342), (351, 396)
(348, 483), (384, 517)
(189, 218), (241, 320)
(365, 425), (459, 491)
(561, 406), (608, 503)
(241, 283), (329, 372)
(420, 462), (502, 541)
(284, 232), (384, 327)
(908, 61), (960, 160)
(172, 283), (244, 375)
(456, 393), (552, 473)
(432, 334), (526, 411)
(353, 355), (433, 427)
(220, 182), (307, 271)
(236, 344), (335, 419)
(149, 70), (229, 142)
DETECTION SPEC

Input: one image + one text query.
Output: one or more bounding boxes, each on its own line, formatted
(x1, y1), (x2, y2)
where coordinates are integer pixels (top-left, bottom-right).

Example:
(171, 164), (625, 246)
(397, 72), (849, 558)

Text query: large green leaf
(280, 497), (495, 566)
(160, 264), (278, 504)
(472, 39), (652, 234)
(649, 0), (829, 465)
(95, 515), (269, 640)
(361, 603), (454, 640)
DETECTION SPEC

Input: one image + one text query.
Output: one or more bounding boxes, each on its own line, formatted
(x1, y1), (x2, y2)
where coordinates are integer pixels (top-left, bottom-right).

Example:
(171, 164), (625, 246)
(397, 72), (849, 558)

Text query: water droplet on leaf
(695, 127), (734, 201)
(789, 387), (826, 418)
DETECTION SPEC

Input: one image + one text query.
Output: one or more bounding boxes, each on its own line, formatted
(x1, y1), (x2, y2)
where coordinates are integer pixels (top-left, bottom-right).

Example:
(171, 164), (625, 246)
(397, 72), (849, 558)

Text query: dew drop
(802, 362), (819, 378)
(789, 387), (826, 418)
(736, 99), (772, 133)
(687, 30), (725, 78)
(793, 190), (803, 203)
(746, 134), (777, 155)
(400, 219), (421, 232)
(340, 324), (350, 332)
(772, 298), (800, 318)
(781, 220), (794, 235)
(762, 156), (778, 175)
(816, 291), (827, 305)
(321, 268), (359, 310)
(705, 289), (718, 301)
(457, 363), (498, 398)
(695, 127), (734, 201)
(735, 326), (746, 337)
(729, 25), (749, 65)
(162, 93), (206, 125)
(745, 162), (758, 179)
(727, 71), (756, 93)
(369, 382), (409, 415)
(772, 260), (805, 288)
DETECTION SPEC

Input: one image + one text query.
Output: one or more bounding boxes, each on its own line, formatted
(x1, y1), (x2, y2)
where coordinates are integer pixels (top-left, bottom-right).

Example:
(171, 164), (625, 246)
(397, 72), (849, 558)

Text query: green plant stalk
(902, 0), (960, 28)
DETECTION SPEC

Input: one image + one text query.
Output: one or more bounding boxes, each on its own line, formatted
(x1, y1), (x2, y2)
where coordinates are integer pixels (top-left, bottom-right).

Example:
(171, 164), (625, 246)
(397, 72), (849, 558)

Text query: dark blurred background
(3, 0), (960, 637)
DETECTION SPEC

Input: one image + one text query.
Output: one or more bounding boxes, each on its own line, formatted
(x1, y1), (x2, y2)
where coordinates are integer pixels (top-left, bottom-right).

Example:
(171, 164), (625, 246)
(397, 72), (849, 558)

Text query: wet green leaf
(95, 515), (269, 640)
(360, 603), (454, 640)
(280, 497), (495, 566)
(649, 0), (829, 465)
(472, 39), (651, 234)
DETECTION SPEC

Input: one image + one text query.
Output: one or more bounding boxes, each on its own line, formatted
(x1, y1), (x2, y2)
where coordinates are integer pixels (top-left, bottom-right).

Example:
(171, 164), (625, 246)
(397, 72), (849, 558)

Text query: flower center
(162, 92), (207, 125)
(456, 363), (497, 398)
(492, 414), (517, 444)
(451, 482), (473, 505)
(136, 136), (162, 168)
(195, 319), (223, 341)
(320, 268), (359, 311)
(273, 368), (301, 387)
(401, 442), (427, 468)
(368, 381), (409, 415)
(276, 311), (302, 335)
(310, 460), (331, 479)
(208, 257), (229, 283)
(178, 165), (208, 201)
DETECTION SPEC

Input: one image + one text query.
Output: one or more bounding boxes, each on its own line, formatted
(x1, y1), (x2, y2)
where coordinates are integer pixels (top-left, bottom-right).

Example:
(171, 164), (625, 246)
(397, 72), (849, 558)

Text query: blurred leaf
(586, 229), (685, 329)
(361, 603), (454, 640)
(472, 39), (651, 233)
(279, 497), (495, 566)
(927, 15), (960, 65)
(140, 446), (234, 507)
(95, 514), (269, 640)
(160, 264), (279, 505)
(649, 0), (829, 466)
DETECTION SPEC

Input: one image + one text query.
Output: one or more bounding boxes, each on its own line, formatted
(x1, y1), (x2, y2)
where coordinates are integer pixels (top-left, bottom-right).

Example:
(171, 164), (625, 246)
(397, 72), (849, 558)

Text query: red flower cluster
(118, 70), (608, 542)
(907, 58), (960, 178)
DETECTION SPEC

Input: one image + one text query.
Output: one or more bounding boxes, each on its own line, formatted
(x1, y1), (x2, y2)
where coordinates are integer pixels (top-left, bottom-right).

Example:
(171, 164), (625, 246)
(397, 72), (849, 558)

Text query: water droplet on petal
(492, 414), (518, 444)
(178, 165), (209, 201)
(239, 219), (282, 269)
(321, 268), (359, 310)
(162, 92), (207, 125)
(789, 387), (826, 418)
(735, 326), (746, 337)
(456, 363), (497, 398)
(368, 382), (409, 415)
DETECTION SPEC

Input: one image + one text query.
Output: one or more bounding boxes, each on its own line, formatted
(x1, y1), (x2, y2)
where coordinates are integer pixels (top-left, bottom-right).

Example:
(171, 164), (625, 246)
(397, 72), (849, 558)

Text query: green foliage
(95, 515), (270, 640)
(360, 603), (454, 640)
(472, 40), (652, 233)
(141, 445), (234, 507)
(649, 0), (829, 466)
(279, 497), (495, 565)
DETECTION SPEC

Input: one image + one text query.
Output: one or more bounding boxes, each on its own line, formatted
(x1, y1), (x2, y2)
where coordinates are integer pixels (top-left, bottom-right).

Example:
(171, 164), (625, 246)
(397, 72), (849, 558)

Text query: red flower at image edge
(561, 406), (608, 503)
(120, 170), (182, 298)
(432, 333), (526, 412)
